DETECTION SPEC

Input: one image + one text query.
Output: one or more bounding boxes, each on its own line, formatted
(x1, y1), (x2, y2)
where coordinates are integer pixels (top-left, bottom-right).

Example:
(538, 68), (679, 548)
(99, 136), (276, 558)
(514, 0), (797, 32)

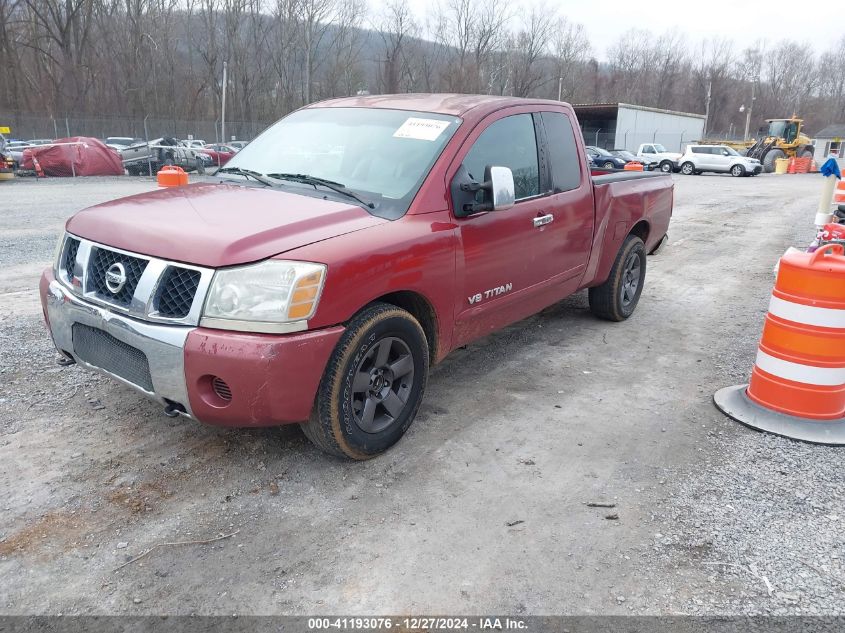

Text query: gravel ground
(0, 172), (841, 616)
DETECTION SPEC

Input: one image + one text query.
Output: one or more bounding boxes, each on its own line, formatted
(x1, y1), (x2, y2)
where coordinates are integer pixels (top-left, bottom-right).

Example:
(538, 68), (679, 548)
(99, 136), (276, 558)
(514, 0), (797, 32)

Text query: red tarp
(22, 137), (123, 176)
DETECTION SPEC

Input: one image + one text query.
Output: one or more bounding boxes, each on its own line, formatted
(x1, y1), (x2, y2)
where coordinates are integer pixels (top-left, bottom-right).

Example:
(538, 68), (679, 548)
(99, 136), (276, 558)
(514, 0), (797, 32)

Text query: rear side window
(541, 112), (581, 193)
(462, 114), (540, 200)
(692, 147), (705, 154)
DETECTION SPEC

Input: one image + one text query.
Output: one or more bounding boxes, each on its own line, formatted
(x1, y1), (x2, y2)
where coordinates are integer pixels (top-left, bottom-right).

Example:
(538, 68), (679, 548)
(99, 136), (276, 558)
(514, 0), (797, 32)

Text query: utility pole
(703, 80), (712, 137)
(557, 76), (563, 101)
(743, 81), (756, 141)
(221, 61), (228, 144)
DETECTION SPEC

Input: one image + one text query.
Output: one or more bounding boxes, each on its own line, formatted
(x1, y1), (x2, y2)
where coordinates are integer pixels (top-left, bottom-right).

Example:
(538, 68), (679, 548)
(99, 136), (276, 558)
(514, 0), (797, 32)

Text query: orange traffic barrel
(157, 165), (188, 187)
(714, 244), (845, 443)
(835, 178), (845, 203)
(623, 162), (643, 171)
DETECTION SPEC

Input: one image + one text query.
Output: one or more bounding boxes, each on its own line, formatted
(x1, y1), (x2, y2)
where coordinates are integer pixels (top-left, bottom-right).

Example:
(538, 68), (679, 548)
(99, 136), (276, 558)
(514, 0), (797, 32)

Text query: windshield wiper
(266, 173), (375, 209)
(216, 167), (276, 187)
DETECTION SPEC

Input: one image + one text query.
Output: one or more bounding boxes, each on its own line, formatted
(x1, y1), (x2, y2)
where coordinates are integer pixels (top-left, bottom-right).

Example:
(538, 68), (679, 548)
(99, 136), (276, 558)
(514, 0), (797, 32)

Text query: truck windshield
(223, 107), (461, 219)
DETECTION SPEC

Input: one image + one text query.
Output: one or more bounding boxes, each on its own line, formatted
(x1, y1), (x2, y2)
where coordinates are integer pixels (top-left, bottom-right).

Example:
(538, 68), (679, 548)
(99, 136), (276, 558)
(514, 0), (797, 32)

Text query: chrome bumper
(45, 279), (195, 417)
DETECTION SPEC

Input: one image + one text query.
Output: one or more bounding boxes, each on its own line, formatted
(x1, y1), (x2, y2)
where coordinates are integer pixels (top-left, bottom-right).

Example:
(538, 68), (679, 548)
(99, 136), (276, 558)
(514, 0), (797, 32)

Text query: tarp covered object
(22, 137), (123, 176)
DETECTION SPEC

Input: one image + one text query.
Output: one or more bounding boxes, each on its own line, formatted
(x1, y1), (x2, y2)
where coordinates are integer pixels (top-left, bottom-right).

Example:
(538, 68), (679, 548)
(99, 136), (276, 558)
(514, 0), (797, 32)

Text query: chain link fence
(0, 111), (271, 144)
(1, 111), (275, 178)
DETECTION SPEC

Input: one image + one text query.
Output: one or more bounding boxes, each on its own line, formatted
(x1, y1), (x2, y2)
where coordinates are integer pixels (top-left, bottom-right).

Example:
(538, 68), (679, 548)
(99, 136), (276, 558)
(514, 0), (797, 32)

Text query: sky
(403, 0), (840, 61)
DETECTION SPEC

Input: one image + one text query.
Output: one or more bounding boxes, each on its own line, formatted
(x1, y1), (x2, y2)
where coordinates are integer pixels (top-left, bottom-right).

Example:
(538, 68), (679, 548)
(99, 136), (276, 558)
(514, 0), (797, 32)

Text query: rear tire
(589, 235), (646, 322)
(300, 303), (429, 459)
(680, 161), (695, 175)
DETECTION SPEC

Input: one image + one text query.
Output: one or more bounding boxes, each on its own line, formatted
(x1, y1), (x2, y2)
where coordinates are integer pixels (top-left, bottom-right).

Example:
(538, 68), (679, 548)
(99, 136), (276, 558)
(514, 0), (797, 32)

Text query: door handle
(533, 213), (554, 228)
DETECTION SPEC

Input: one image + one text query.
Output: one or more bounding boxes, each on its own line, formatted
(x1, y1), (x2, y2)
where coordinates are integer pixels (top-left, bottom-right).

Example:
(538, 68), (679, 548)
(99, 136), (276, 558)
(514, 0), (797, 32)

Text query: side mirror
(486, 165), (515, 211)
(451, 164), (515, 217)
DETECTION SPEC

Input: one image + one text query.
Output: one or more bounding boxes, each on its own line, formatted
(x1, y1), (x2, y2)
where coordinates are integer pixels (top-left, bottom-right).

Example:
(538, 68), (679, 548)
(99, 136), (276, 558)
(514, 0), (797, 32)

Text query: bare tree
(508, 6), (554, 98)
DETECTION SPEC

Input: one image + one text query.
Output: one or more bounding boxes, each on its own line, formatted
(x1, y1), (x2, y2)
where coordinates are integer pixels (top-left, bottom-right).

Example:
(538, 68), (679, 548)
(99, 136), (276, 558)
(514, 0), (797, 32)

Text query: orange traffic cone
(834, 178), (845, 204)
(32, 155), (45, 178)
(714, 244), (845, 444)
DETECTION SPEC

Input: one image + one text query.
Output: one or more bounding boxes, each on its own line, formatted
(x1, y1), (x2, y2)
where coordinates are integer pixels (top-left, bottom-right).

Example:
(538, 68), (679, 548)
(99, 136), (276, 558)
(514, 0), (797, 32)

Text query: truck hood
(66, 182), (387, 267)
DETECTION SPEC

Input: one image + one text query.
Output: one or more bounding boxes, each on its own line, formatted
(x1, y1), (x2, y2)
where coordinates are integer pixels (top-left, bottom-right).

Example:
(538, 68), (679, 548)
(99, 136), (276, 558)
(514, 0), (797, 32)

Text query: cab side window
(463, 114), (540, 201)
(541, 112), (581, 192)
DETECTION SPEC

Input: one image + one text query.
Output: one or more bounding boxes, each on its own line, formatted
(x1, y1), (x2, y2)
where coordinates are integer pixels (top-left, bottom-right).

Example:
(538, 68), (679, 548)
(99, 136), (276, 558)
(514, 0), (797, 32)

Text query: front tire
(730, 164), (745, 177)
(680, 161), (695, 175)
(659, 161), (673, 173)
(763, 148), (785, 173)
(603, 161), (615, 169)
(301, 303), (429, 459)
(589, 235), (646, 322)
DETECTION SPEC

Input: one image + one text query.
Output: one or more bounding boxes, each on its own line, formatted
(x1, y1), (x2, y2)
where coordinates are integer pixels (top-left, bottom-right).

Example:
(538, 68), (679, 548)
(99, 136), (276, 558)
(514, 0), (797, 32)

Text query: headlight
(201, 260), (327, 333)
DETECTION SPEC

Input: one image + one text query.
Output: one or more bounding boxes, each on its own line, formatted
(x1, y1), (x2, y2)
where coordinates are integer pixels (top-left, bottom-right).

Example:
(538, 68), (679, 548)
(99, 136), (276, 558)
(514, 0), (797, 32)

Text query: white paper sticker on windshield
(393, 117), (451, 141)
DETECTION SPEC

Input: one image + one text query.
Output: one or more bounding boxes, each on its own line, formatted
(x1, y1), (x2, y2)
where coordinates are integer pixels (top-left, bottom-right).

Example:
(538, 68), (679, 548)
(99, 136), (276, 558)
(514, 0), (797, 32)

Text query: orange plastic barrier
(157, 165), (188, 187)
(623, 162), (643, 172)
(794, 157), (812, 174)
(714, 244), (845, 443)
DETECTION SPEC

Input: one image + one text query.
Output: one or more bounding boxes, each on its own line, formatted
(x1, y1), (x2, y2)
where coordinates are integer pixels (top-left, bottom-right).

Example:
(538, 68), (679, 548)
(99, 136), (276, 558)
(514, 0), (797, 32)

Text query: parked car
(636, 143), (682, 173)
(121, 137), (211, 175)
(611, 149), (655, 169)
(228, 140), (248, 150)
(41, 94), (673, 459)
(4, 140), (29, 168)
(201, 143), (237, 167)
(180, 139), (207, 149)
(585, 146), (627, 170)
(678, 144), (763, 177)
(26, 138), (54, 146)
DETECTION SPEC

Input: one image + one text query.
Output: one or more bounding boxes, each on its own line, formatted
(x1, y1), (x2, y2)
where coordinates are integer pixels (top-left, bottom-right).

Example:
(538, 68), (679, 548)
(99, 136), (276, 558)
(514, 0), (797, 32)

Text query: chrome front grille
(63, 238), (80, 280)
(156, 266), (202, 318)
(57, 234), (214, 326)
(87, 246), (148, 307)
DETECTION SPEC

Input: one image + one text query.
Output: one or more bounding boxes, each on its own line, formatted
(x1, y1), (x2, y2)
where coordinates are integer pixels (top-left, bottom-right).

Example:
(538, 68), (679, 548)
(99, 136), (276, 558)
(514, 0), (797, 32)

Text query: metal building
(573, 103), (707, 153)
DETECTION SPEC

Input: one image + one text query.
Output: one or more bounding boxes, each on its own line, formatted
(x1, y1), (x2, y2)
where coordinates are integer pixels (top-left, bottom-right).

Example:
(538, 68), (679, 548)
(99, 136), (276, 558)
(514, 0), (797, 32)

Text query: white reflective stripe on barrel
(768, 295), (845, 329)
(755, 350), (845, 387)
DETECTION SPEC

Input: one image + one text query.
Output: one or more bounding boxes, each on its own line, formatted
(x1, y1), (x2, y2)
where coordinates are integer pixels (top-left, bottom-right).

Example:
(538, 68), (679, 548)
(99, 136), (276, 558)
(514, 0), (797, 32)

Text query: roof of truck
(309, 93), (569, 118)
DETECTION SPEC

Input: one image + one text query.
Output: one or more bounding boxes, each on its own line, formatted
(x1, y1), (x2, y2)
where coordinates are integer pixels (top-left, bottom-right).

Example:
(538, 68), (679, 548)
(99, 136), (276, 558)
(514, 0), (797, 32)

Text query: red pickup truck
(40, 94), (672, 459)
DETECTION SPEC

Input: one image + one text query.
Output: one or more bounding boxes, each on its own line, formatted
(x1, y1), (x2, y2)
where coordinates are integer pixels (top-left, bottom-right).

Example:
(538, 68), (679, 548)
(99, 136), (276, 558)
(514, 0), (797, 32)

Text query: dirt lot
(1, 173), (843, 616)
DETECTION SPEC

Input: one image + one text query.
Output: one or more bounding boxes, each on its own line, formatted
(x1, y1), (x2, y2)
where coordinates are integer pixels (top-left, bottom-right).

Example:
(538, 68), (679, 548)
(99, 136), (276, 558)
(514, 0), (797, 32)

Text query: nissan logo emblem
(105, 262), (127, 294)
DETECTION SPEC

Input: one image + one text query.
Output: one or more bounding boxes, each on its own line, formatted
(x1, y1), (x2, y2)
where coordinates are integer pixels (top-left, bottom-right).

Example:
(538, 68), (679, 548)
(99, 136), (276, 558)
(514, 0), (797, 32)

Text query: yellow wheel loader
(709, 117), (815, 173)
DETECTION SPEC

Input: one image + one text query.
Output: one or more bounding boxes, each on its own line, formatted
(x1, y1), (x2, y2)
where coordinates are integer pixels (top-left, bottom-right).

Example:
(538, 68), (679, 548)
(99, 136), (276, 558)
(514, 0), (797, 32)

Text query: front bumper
(40, 269), (344, 427)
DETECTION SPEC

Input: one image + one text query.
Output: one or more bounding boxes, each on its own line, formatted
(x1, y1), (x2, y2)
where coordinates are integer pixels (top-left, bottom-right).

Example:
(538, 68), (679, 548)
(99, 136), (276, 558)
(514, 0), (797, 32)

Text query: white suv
(678, 145), (762, 177)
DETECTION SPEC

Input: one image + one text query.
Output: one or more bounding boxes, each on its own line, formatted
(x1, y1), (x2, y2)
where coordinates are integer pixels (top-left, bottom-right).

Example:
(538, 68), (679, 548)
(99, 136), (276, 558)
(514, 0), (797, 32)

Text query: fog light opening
(211, 376), (233, 402)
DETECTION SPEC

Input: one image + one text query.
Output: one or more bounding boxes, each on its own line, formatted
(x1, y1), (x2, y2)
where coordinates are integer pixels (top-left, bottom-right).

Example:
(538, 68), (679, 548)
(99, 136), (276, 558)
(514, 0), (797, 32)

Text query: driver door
(449, 113), (547, 343)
